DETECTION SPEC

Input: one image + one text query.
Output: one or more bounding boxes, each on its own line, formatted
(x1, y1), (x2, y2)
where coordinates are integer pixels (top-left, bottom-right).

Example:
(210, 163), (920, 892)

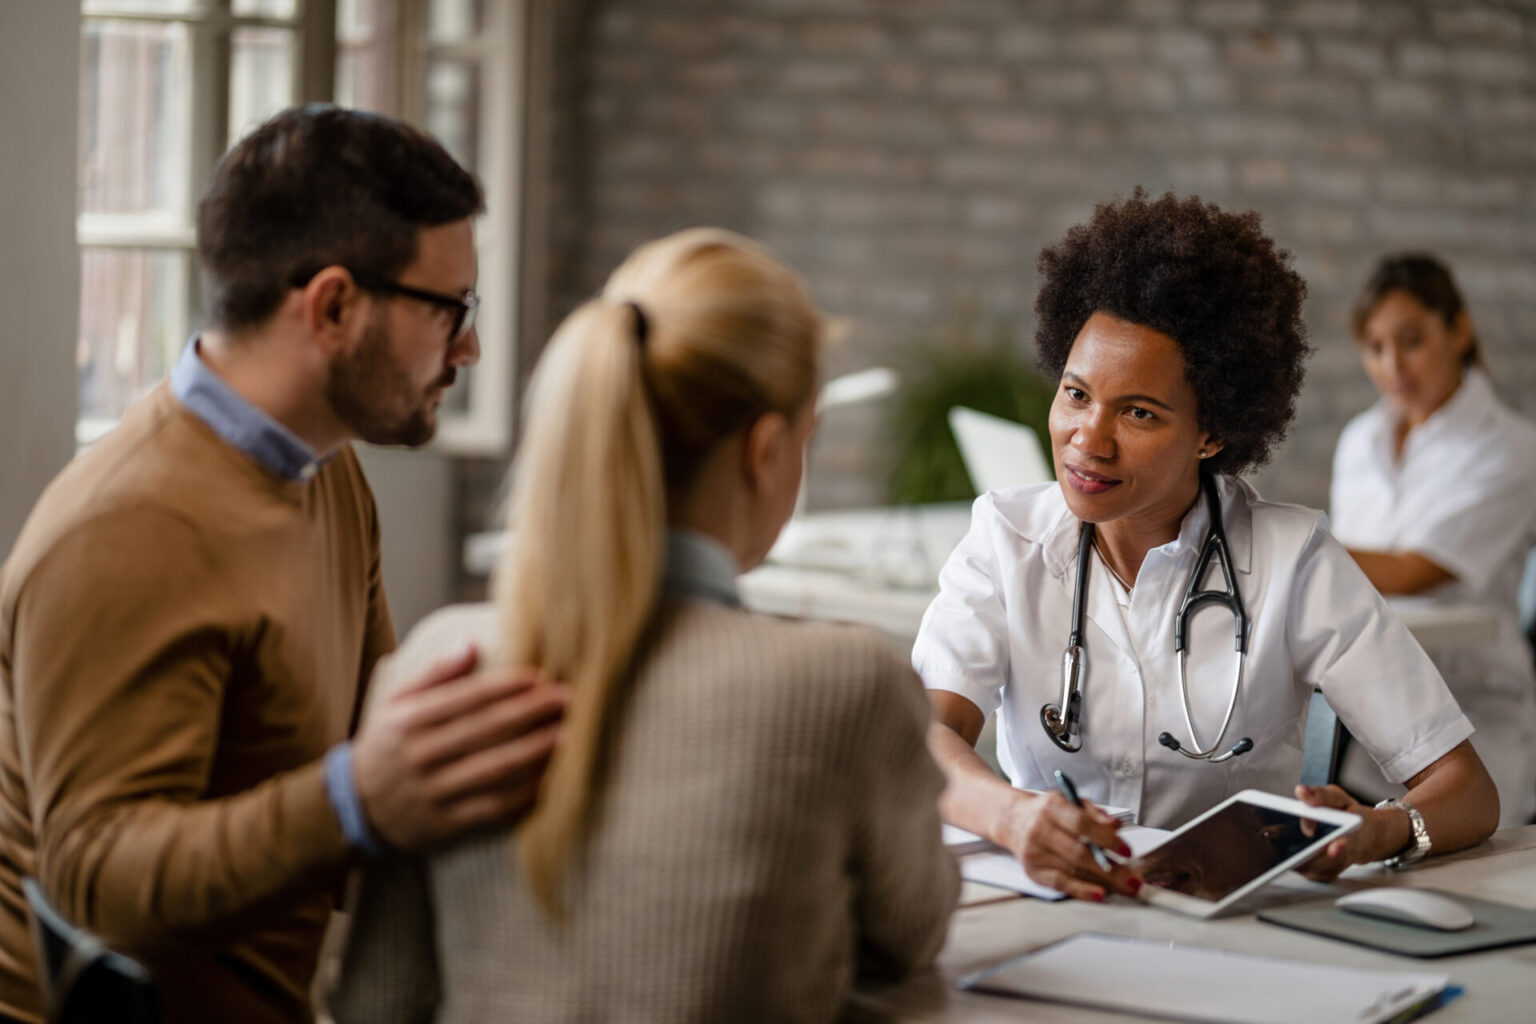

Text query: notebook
(945, 822), (1166, 901)
(960, 932), (1454, 1024)
(943, 804), (1135, 848)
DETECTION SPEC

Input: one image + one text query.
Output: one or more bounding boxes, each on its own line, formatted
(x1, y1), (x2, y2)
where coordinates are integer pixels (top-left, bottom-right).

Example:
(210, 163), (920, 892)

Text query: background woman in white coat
(329, 229), (957, 1023)
(913, 191), (1499, 902)
(1331, 254), (1536, 826)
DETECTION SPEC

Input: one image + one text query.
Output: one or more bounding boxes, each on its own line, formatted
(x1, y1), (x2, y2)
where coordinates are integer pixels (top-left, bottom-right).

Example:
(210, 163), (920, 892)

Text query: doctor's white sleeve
(911, 496), (1012, 721)
(1391, 433), (1536, 594)
(1288, 521), (1473, 784)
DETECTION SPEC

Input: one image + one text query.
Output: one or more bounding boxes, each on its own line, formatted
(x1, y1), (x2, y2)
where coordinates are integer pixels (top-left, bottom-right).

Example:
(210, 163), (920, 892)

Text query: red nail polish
(1127, 877), (1142, 895)
(1117, 843), (1133, 857)
(1090, 890), (1105, 903)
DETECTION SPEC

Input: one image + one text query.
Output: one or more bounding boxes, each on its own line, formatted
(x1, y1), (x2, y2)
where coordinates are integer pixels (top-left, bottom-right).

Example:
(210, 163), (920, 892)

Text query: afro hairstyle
(1034, 188), (1309, 476)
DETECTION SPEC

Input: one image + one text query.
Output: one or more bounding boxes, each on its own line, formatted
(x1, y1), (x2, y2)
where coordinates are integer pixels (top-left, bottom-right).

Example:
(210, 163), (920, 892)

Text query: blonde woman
(327, 228), (958, 1023)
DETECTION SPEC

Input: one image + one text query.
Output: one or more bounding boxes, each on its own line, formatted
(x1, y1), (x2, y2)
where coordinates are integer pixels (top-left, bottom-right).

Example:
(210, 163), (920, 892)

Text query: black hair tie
(626, 301), (648, 346)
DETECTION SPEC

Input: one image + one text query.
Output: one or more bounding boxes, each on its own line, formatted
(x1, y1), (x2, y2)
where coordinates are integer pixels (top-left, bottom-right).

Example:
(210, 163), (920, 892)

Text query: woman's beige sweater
(327, 596), (958, 1023)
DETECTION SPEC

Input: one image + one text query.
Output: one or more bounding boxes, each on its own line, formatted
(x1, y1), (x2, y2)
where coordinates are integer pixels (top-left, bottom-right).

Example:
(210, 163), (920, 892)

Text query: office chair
(1299, 689), (1347, 789)
(1521, 548), (1536, 673)
(21, 877), (159, 1024)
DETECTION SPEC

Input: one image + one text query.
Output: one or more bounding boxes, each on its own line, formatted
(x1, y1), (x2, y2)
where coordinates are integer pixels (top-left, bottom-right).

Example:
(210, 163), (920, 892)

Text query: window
(76, 0), (524, 453)
(76, 1), (319, 443)
(381, 0), (525, 454)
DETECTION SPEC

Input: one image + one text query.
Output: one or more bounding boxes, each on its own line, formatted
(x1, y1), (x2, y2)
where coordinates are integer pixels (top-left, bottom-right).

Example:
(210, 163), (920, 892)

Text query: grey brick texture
(455, 0), (1536, 594)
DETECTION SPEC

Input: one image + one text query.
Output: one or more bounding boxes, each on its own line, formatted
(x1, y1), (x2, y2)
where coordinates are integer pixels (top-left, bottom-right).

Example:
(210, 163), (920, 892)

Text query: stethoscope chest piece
(1041, 644), (1084, 752)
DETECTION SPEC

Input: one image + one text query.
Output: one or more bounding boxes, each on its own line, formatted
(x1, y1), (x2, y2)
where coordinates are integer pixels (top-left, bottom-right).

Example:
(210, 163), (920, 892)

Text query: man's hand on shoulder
(352, 646), (566, 851)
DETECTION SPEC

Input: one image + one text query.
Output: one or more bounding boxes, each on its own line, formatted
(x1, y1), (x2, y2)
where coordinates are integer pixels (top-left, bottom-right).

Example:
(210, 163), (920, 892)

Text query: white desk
(464, 504), (1500, 652)
(744, 507), (1499, 652)
(853, 825), (1536, 1022)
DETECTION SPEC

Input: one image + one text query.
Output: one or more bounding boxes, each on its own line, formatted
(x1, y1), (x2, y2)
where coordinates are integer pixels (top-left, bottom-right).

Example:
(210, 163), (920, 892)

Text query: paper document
(961, 932), (1451, 1024)
(954, 826), (1169, 900)
(942, 824), (1001, 857)
(943, 803), (1134, 854)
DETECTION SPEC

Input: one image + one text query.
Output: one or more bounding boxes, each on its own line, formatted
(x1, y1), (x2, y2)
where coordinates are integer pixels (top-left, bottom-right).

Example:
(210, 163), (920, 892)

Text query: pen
(1053, 769), (1116, 873)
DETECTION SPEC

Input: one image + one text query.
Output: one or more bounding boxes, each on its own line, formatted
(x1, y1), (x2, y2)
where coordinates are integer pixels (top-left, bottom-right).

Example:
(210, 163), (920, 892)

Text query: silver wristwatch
(1375, 797), (1431, 869)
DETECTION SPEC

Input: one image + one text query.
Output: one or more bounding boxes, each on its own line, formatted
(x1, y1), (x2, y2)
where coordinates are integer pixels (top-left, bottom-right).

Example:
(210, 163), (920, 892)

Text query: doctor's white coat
(913, 475), (1473, 831)
(1331, 368), (1536, 826)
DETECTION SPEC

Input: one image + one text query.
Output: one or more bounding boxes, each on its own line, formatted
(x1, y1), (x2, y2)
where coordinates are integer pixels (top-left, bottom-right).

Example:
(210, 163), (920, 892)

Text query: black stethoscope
(1040, 472), (1254, 762)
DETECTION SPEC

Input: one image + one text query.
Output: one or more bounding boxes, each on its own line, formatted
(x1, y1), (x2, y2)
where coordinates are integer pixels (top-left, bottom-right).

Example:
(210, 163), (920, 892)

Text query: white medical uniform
(1331, 368), (1536, 825)
(912, 474), (1473, 831)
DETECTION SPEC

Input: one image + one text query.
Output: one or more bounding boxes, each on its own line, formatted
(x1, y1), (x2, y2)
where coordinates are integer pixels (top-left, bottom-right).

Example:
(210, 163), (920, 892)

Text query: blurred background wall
(8, 1), (1530, 612)
(0, 3), (80, 553)
(456, 0), (1536, 595)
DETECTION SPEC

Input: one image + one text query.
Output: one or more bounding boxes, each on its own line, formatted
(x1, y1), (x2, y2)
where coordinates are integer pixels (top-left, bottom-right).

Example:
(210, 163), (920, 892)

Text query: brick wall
(457, 0), (1536, 589)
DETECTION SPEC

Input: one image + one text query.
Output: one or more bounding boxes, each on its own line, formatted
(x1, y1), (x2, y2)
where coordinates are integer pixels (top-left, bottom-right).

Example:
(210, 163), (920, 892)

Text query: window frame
(75, 0), (524, 456)
(396, 0), (526, 455)
(77, 0), (333, 445)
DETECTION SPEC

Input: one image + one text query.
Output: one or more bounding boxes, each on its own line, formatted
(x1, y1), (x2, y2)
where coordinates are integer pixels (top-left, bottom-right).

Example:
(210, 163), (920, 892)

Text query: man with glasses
(0, 106), (563, 1024)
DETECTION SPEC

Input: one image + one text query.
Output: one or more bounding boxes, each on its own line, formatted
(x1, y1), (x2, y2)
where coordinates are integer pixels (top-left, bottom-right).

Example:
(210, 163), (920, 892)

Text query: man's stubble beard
(325, 312), (440, 447)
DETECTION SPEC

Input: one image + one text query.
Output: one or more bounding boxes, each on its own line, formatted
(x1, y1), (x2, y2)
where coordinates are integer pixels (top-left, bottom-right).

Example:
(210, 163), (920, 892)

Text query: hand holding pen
(1054, 770), (1116, 872)
(992, 769), (1141, 901)
(998, 769), (1141, 903)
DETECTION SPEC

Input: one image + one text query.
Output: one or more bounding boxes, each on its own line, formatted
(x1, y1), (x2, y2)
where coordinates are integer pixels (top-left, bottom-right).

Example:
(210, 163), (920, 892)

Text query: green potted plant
(885, 308), (1055, 504)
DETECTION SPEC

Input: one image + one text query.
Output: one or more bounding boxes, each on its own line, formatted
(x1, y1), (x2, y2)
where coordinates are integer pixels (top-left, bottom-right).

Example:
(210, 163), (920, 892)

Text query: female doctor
(1331, 255), (1536, 826)
(913, 192), (1499, 902)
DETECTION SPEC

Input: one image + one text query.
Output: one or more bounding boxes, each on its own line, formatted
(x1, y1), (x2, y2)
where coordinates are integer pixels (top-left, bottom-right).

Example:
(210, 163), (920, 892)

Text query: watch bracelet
(1374, 797), (1430, 869)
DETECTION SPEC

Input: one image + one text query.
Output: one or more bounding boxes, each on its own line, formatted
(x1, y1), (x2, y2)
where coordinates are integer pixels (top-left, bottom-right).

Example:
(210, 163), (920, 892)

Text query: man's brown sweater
(0, 383), (393, 1023)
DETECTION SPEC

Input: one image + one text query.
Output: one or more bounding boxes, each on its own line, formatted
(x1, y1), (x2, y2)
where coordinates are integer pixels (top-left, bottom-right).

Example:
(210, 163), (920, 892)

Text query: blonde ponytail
(494, 228), (822, 916)
(494, 300), (665, 915)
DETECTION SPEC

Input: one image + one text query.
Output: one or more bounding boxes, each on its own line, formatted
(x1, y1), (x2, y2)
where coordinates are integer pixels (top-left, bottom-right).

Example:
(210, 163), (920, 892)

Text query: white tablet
(1131, 789), (1361, 919)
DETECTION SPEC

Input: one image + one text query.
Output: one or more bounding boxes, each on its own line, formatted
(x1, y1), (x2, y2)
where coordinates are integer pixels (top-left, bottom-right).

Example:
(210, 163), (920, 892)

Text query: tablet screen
(1131, 802), (1343, 902)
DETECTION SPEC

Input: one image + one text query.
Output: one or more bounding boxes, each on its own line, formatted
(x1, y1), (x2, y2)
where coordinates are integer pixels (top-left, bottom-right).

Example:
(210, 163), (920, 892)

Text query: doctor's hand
(1000, 791), (1143, 902)
(1292, 783), (1404, 881)
(353, 646), (567, 852)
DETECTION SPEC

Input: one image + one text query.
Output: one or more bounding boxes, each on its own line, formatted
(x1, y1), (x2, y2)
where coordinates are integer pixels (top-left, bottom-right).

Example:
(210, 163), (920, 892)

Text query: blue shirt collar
(170, 338), (331, 482)
(663, 529), (742, 607)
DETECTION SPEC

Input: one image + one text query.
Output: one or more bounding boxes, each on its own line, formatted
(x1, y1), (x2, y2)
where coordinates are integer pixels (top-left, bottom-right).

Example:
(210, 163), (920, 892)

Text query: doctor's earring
(1197, 449), (1209, 458)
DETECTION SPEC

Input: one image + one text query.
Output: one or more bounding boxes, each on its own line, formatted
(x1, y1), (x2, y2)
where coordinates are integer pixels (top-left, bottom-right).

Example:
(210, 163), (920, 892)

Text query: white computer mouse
(1335, 888), (1475, 931)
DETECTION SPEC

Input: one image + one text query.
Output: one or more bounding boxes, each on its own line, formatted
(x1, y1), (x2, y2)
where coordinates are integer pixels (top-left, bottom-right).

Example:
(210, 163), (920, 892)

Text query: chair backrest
(22, 878), (159, 1024)
(1299, 689), (1347, 789)
(1520, 547), (1536, 671)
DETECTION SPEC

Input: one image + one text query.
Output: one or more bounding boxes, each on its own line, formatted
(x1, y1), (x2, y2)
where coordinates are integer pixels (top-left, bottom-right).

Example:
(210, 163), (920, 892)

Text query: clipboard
(1259, 889), (1536, 958)
(958, 932), (1451, 1024)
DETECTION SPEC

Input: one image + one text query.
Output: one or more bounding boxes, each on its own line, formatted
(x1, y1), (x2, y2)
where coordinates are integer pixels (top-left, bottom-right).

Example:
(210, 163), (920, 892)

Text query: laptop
(947, 406), (1054, 494)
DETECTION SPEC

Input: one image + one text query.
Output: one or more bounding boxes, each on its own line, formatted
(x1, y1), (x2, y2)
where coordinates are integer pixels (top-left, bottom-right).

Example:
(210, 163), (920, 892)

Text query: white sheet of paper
(957, 825), (1170, 900)
(962, 933), (1449, 1024)
(943, 803), (1134, 854)
(942, 824), (1000, 857)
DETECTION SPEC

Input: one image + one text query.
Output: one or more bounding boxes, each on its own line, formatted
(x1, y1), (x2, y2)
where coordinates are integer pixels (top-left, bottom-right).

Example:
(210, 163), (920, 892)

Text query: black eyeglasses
(291, 267), (479, 340)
